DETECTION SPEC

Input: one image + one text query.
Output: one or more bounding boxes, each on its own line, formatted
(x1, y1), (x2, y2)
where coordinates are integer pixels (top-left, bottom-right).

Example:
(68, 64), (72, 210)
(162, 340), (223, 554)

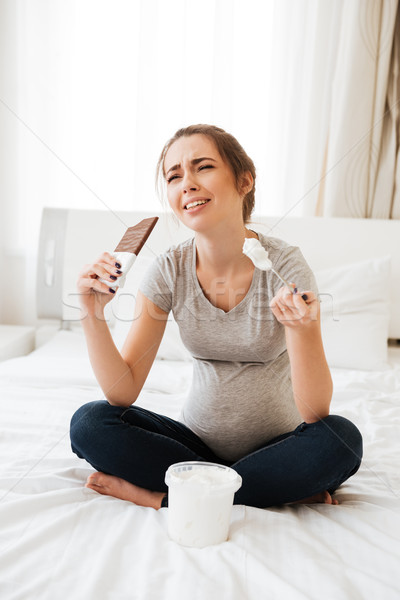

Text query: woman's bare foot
(290, 490), (339, 505)
(85, 472), (166, 510)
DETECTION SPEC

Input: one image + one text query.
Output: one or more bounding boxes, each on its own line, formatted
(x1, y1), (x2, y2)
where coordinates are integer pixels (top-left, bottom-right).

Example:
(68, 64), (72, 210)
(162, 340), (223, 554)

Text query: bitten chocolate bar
(99, 216), (159, 290)
(114, 216), (159, 254)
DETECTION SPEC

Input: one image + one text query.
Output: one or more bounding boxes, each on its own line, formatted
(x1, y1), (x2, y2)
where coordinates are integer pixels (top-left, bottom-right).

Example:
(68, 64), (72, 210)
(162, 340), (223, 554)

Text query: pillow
(315, 256), (391, 370)
(112, 254), (192, 362)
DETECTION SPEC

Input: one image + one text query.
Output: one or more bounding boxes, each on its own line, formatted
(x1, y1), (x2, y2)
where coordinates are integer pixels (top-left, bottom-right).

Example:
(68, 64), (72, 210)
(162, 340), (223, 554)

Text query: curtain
(0, 0), (341, 324)
(317, 0), (400, 219)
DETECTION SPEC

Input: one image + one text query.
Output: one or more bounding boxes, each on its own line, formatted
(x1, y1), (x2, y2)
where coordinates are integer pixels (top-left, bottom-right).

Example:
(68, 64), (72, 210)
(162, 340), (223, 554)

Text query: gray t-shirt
(139, 232), (318, 461)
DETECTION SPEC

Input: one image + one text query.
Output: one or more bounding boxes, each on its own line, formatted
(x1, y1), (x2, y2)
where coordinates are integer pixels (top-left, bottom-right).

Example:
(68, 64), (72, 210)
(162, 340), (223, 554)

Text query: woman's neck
(194, 224), (258, 277)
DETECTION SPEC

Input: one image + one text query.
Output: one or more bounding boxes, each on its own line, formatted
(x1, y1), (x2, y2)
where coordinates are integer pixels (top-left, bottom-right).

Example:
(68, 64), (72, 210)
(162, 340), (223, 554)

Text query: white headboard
(36, 208), (400, 339)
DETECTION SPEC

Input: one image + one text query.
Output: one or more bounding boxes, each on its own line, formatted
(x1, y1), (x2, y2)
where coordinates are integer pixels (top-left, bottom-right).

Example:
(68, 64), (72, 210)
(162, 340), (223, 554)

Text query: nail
(115, 269), (122, 274)
(115, 262), (121, 269)
(110, 275), (117, 281)
(109, 288), (116, 294)
(293, 287), (298, 294)
(302, 294), (308, 301)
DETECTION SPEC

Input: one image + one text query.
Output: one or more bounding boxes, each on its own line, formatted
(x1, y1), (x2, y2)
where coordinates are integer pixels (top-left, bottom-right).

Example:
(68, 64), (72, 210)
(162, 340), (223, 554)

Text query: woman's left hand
(270, 285), (319, 328)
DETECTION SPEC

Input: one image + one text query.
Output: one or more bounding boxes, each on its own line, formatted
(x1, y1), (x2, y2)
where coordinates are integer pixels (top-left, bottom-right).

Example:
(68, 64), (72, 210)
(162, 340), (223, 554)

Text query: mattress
(0, 329), (399, 599)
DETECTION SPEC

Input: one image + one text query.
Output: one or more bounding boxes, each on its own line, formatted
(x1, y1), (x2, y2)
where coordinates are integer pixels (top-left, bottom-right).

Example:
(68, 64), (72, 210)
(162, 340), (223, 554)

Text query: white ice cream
(165, 463), (242, 548)
(242, 238), (273, 271)
(172, 468), (228, 486)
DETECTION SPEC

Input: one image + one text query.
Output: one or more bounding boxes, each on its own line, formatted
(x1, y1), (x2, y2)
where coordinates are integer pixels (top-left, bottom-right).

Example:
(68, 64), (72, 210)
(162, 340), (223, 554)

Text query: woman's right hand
(77, 252), (123, 317)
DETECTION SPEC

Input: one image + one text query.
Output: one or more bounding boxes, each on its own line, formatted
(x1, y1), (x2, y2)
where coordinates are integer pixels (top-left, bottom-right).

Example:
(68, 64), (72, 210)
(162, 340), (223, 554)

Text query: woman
(70, 124), (362, 509)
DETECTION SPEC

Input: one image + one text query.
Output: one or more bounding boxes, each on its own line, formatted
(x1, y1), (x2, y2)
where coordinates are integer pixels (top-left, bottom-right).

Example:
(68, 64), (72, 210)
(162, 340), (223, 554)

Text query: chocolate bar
(114, 217), (159, 254)
(99, 216), (159, 290)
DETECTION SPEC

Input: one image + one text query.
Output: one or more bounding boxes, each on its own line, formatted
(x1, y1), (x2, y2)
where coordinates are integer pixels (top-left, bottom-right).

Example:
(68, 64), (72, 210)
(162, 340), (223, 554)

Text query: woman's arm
(270, 288), (332, 422)
(77, 253), (168, 407)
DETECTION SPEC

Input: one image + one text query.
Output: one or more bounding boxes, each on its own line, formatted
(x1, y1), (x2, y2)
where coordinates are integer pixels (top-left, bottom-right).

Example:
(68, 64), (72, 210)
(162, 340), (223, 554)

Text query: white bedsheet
(0, 330), (399, 600)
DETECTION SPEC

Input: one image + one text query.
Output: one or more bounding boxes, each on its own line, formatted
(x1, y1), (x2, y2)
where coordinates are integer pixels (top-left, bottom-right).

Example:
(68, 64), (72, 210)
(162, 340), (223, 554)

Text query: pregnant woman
(70, 124), (363, 509)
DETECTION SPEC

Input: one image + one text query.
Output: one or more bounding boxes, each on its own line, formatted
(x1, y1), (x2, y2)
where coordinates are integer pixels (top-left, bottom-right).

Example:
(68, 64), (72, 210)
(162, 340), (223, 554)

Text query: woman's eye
(199, 164), (214, 171)
(167, 174), (180, 183)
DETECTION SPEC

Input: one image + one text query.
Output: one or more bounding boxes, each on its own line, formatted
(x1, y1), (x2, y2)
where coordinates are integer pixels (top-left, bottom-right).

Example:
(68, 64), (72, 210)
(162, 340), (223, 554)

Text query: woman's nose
(182, 172), (199, 192)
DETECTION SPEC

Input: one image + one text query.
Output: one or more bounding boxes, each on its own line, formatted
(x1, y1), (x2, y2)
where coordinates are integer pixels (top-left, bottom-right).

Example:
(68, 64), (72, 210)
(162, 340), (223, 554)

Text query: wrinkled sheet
(0, 331), (399, 600)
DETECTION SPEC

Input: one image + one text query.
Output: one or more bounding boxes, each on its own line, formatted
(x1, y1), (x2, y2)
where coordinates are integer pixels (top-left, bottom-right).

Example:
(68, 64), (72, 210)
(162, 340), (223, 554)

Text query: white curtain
(317, 0), (400, 218)
(0, 0), (341, 324)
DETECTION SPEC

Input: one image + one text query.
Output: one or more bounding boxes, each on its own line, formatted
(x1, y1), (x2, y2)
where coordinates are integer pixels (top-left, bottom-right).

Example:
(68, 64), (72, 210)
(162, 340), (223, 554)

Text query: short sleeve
(138, 254), (173, 313)
(275, 245), (318, 296)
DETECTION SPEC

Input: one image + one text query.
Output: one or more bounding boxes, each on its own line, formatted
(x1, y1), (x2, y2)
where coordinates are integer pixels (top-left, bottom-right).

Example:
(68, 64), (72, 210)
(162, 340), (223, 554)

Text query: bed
(1, 209), (399, 599)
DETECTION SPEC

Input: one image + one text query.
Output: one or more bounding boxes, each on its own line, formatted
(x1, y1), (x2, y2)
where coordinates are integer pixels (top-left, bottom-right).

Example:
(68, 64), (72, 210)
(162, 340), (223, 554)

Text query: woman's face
(163, 134), (244, 233)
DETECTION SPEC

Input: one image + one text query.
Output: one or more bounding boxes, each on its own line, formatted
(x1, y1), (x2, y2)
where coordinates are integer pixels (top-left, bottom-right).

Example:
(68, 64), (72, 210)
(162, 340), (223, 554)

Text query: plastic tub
(165, 461), (242, 548)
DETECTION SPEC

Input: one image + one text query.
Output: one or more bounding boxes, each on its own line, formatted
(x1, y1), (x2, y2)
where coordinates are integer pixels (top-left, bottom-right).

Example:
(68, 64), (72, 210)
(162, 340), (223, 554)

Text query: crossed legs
(70, 401), (363, 509)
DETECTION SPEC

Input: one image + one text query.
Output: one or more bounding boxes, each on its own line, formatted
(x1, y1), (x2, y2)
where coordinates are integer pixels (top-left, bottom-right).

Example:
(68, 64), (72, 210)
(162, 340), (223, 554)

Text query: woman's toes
(322, 491), (339, 505)
(85, 471), (110, 491)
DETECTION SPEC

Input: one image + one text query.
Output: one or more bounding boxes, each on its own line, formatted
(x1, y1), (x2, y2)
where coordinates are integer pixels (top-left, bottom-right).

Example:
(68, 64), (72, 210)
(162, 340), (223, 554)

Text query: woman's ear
(240, 171), (254, 196)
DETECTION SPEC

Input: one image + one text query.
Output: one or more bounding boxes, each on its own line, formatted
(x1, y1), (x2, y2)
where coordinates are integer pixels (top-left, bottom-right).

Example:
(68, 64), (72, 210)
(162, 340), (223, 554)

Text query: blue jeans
(70, 401), (363, 508)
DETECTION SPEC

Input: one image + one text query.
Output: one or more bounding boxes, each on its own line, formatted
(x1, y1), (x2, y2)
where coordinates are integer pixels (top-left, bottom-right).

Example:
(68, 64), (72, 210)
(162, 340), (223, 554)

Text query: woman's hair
(156, 124), (256, 224)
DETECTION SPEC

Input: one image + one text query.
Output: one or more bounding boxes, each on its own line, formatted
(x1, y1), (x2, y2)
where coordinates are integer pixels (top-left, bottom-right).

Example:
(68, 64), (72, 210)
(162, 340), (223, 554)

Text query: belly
(180, 353), (302, 462)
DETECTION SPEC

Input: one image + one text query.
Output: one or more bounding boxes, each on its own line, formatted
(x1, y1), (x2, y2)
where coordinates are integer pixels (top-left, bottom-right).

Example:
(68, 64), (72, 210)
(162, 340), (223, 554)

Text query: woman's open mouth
(184, 199), (211, 210)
